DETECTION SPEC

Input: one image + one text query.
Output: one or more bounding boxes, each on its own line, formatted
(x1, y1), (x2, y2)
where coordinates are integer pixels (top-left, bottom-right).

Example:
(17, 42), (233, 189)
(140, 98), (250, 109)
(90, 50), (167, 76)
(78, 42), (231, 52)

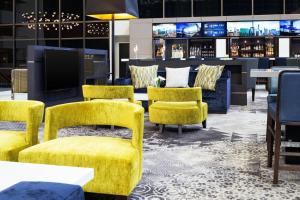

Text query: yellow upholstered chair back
(82, 85), (135, 102)
(44, 101), (144, 149)
(148, 86), (202, 102)
(0, 100), (44, 145)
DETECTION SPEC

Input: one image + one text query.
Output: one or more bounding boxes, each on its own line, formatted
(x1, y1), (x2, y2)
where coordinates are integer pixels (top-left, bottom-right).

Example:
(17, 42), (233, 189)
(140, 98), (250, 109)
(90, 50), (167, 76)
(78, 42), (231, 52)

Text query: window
(165, 0), (192, 18)
(38, 0), (59, 23)
(38, 24), (59, 39)
(61, 0), (83, 21)
(61, 23), (83, 38)
(223, 0), (252, 16)
(86, 39), (109, 51)
(138, 0), (163, 18)
(0, 41), (13, 68)
(38, 40), (59, 47)
(16, 25), (36, 39)
(61, 40), (83, 48)
(16, 0), (36, 23)
(254, 0), (283, 15)
(86, 22), (109, 38)
(16, 40), (36, 68)
(286, 0), (300, 14)
(0, 0), (13, 24)
(0, 26), (13, 39)
(194, 0), (221, 16)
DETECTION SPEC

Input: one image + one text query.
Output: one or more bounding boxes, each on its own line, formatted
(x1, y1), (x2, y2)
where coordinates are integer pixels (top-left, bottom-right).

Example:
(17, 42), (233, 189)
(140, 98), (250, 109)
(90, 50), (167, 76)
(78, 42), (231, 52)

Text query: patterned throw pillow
(129, 65), (158, 89)
(194, 64), (225, 91)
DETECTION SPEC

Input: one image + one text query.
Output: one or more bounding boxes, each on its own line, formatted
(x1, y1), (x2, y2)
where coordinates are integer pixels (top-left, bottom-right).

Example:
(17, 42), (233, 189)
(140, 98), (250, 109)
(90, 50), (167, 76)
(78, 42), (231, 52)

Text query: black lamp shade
(86, 0), (139, 20)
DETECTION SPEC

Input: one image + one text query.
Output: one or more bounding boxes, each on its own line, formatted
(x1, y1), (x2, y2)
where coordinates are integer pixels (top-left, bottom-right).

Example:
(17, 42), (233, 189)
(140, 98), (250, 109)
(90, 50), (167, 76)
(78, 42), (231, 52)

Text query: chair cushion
(0, 131), (28, 161)
(19, 136), (140, 195)
(149, 101), (208, 125)
(151, 101), (199, 110)
(268, 102), (276, 120)
(0, 181), (84, 200)
(129, 65), (158, 89)
(165, 67), (190, 88)
(194, 64), (224, 91)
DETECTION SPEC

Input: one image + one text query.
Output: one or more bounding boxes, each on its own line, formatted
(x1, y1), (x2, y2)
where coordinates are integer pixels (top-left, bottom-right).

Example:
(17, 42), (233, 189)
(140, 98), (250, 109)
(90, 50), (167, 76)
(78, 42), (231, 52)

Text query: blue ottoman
(0, 182), (84, 200)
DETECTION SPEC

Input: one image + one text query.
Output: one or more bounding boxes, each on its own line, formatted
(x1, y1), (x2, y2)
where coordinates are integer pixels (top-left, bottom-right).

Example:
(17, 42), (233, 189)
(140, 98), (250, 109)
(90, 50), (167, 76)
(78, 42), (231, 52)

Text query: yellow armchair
(148, 86), (208, 135)
(82, 85), (142, 105)
(19, 101), (144, 197)
(0, 100), (44, 161)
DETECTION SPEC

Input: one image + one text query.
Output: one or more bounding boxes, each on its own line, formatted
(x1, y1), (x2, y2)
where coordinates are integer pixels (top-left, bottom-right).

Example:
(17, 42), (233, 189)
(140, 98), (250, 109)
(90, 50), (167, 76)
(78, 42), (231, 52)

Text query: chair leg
(267, 113), (273, 168)
(111, 125), (115, 131)
(252, 88), (255, 102)
(11, 90), (14, 100)
(273, 122), (281, 184)
(178, 125), (182, 135)
(159, 124), (165, 134)
(202, 120), (207, 129)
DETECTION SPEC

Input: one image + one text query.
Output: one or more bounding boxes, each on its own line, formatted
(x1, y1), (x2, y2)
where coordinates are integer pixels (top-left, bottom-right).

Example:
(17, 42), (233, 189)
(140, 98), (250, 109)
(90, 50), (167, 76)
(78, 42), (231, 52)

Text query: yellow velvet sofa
(148, 86), (208, 135)
(82, 85), (142, 105)
(0, 100), (44, 161)
(19, 101), (144, 197)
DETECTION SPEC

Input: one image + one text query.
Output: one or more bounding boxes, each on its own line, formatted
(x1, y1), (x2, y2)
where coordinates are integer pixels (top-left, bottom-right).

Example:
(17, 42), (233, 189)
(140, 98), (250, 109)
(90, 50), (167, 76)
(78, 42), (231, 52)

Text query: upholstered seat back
(148, 86), (202, 102)
(44, 101), (144, 148)
(278, 71), (300, 123)
(0, 100), (44, 152)
(82, 85), (135, 102)
(0, 101), (43, 123)
(269, 67), (299, 94)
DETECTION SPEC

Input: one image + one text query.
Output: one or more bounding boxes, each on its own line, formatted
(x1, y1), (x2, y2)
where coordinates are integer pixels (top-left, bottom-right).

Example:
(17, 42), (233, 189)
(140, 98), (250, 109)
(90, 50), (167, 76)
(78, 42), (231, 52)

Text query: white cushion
(165, 67), (190, 88)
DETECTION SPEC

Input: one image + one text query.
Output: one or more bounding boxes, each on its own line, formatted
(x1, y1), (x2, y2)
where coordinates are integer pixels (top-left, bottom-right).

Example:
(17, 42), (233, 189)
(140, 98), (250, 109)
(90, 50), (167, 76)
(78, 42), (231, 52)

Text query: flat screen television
(153, 23), (176, 38)
(44, 49), (80, 91)
(202, 22), (227, 37)
(227, 21), (254, 37)
(176, 23), (202, 38)
(253, 21), (280, 36)
(280, 20), (300, 36)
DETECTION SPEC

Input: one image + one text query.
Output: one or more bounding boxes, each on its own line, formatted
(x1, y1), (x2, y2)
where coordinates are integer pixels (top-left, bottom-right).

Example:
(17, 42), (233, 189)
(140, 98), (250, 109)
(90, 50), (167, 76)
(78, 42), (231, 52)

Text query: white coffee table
(0, 161), (94, 192)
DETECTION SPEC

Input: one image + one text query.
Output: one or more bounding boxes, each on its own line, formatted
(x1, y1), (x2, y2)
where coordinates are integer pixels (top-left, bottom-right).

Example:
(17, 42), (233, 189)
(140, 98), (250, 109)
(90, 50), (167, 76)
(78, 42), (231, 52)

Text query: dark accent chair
(256, 58), (270, 89)
(116, 69), (231, 114)
(266, 70), (300, 184)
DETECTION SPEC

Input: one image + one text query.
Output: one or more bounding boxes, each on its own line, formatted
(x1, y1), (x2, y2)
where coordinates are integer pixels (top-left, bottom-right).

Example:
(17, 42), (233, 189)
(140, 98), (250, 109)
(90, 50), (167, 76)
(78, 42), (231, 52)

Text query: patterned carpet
(1, 88), (300, 199)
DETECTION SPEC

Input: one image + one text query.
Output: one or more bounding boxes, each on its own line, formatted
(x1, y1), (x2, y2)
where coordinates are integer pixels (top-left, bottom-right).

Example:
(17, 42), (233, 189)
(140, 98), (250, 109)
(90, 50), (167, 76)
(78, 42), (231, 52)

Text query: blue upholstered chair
(267, 66), (299, 104)
(256, 58), (270, 90)
(266, 70), (300, 184)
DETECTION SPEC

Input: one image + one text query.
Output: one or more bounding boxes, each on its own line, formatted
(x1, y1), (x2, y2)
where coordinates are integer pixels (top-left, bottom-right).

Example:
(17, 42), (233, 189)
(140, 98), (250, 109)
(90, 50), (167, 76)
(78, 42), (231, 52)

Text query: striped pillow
(194, 64), (224, 91)
(129, 65), (158, 89)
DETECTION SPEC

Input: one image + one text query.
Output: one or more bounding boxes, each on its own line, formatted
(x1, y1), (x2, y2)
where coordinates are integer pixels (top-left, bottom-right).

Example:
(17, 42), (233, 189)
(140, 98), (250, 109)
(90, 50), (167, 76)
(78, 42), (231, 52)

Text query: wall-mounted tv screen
(176, 23), (202, 38)
(44, 49), (80, 91)
(253, 21), (280, 36)
(227, 21), (254, 37)
(153, 24), (176, 38)
(280, 20), (300, 36)
(202, 22), (227, 37)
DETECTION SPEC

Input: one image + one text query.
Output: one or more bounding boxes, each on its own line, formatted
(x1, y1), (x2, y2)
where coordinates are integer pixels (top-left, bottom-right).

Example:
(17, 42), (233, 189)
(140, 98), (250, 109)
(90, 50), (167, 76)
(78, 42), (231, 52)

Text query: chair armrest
(26, 103), (45, 145)
(214, 77), (231, 108)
